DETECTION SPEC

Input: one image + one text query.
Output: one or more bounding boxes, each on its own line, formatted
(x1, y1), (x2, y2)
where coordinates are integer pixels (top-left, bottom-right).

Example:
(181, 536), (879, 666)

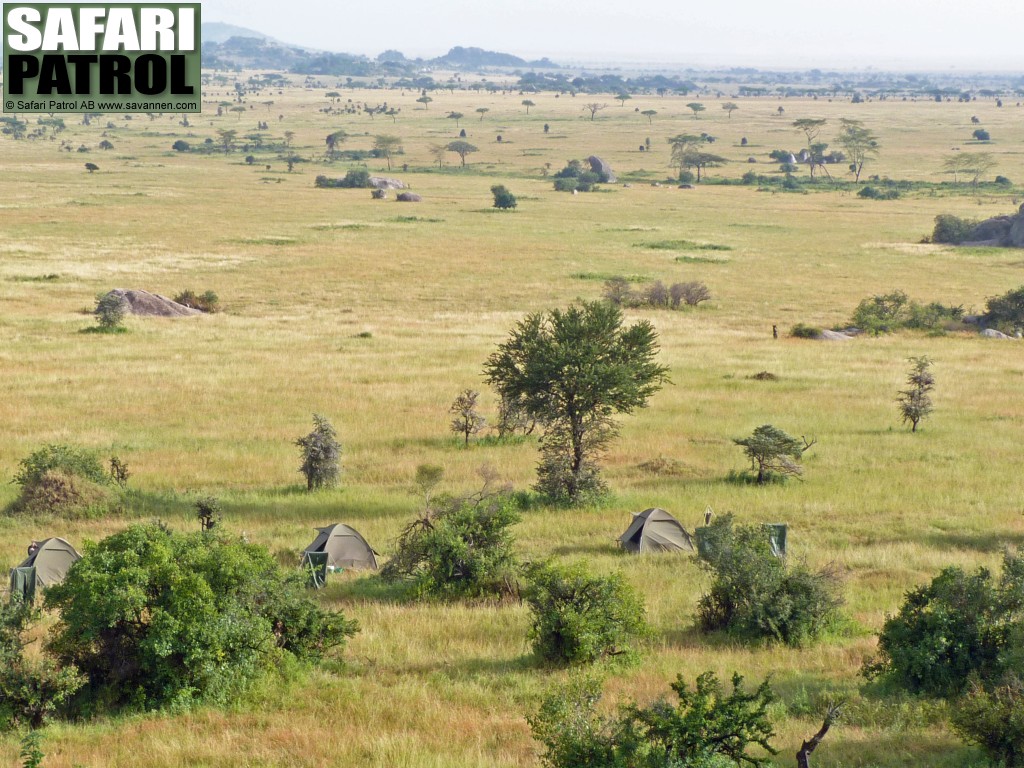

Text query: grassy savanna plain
(1, 73), (1024, 766)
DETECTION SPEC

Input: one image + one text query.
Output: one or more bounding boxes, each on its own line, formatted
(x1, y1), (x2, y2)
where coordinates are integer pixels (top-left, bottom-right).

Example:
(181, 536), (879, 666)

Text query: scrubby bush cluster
(295, 413), (341, 490)
(490, 184), (517, 209)
(314, 169), (372, 188)
(552, 160), (602, 192)
(930, 214), (979, 244)
(696, 515), (843, 646)
(984, 284), (1024, 333)
(857, 185), (900, 200)
(851, 290), (963, 335)
(7, 444), (121, 518)
(43, 523), (357, 712)
(525, 561), (646, 665)
(173, 289), (220, 313)
(529, 671), (777, 768)
(381, 478), (520, 599)
(602, 276), (711, 309)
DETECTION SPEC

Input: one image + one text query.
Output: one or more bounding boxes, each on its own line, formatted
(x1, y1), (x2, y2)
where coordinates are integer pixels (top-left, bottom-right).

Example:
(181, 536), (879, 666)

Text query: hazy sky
(200, 0), (1024, 70)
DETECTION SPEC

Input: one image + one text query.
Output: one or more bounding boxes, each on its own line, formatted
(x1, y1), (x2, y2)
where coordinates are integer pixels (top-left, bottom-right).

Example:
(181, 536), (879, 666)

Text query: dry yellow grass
(1, 73), (1023, 766)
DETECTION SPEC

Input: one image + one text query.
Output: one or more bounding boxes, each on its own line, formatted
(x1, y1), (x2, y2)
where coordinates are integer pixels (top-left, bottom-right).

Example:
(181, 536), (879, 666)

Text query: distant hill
(200, 24), (559, 75)
(201, 22), (276, 45)
(432, 46), (558, 70)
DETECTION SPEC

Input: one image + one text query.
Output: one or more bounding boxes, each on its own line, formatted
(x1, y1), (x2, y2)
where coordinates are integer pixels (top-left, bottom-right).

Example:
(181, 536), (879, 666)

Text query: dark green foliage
(8, 443), (119, 518)
(553, 160), (600, 192)
(19, 731), (44, 768)
(905, 301), (964, 332)
(851, 290), (909, 335)
(381, 481), (520, 599)
(857, 185), (900, 200)
(984, 285), (1024, 333)
(865, 551), (1024, 697)
(295, 413), (341, 491)
(0, 599), (85, 731)
(932, 214), (979, 244)
(44, 523), (357, 711)
(529, 671), (777, 768)
(14, 444), (108, 488)
(733, 424), (812, 484)
(196, 495), (222, 531)
(790, 323), (822, 339)
(951, 677), (1024, 767)
(314, 169), (371, 188)
(93, 291), (127, 331)
(972, 128), (991, 141)
(897, 356), (935, 432)
(697, 515), (843, 646)
(173, 289), (220, 313)
(525, 561), (646, 665)
(491, 184), (517, 209)
(483, 301), (668, 504)
(171, 139), (190, 152)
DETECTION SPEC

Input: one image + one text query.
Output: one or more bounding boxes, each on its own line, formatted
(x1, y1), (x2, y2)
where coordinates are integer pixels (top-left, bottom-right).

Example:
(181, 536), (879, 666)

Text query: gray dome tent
(9, 537), (82, 602)
(302, 524), (378, 570)
(618, 508), (694, 554)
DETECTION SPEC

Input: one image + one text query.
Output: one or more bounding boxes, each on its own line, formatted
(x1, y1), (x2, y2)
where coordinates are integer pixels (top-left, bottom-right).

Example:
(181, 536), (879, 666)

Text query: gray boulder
(369, 176), (406, 190)
(102, 289), (200, 317)
(587, 155), (616, 183)
(819, 329), (854, 341)
(396, 192), (422, 202)
(981, 328), (1013, 339)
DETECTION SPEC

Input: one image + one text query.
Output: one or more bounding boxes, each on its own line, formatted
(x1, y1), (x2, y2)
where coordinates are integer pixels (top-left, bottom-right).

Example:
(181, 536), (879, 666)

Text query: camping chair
(300, 551), (329, 589)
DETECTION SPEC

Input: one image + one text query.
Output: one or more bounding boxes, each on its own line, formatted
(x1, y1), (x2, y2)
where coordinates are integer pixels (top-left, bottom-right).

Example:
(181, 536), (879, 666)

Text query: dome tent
(302, 524), (378, 570)
(617, 508), (694, 554)
(9, 537), (81, 601)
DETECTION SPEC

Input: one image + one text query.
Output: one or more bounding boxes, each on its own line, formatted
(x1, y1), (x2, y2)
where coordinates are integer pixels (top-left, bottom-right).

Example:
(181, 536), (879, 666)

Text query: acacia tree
(943, 151), (997, 186)
(450, 389), (485, 446)
(792, 118), (828, 177)
(476, 107), (489, 122)
(641, 109), (657, 124)
(522, 99), (535, 114)
(484, 301), (669, 504)
(722, 101), (739, 118)
(615, 92), (631, 107)
(836, 118), (879, 182)
(668, 133), (725, 181)
(325, 129), (347, 158)
(446, 140), (478, 167)
(583, 102), (607, 121)
(897, 356), (934, 432)
(416, 95), (432, 110)
(373, 134), (401, 171)
(686, 102), (706, 118)
(447, 111), (464, 128)
(734, 424), (815, 484)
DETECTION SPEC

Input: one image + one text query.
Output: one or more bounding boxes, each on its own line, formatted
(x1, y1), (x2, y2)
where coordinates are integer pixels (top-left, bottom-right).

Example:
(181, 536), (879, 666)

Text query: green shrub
(529, 671), (777, 768)
(315, 169), (372, 188)
(858, 185), (900, 200)
(525, 561), (646, 666)
(93, 291), (127, 331)
(295, 413), (341, 491)
(173, 289), (220, 313)
(932, 214), (979, 244)
(865, 551), (1024, 697)
(790, 322), (821, 339)
(984, 285), (1024, 333)
(741, 170), (758, 184)
(44, 523), (357, 712)
(171, 139), (190, 152)
(951, 677), (1024, 767)
(491, 184), (517, 209)
(14, 444), (108, 487)
(851, 290), (910, 334)
(905, 301), (963, 332)
(553, 177), (578, 192)
(381, 484), (520, 599)
(0, 599), (85, 731)
(697, 515), (843, 646)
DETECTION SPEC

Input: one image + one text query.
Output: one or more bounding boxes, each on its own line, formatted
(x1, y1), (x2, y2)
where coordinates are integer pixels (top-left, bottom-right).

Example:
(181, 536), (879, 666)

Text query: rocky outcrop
(369, 176), (406, 190)
(964, 204), (1024, 247)
(396, 192), (422, 202)
(587, 155), (616, 183)
(102, 289), (201, 317)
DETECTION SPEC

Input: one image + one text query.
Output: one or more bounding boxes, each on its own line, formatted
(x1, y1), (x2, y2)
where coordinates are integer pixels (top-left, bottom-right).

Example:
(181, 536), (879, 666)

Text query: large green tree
(445, 140), (478, 167)
(44, 524), (358, 710)
(836, 118), (879, 182)
(483, 301), (668, 504)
